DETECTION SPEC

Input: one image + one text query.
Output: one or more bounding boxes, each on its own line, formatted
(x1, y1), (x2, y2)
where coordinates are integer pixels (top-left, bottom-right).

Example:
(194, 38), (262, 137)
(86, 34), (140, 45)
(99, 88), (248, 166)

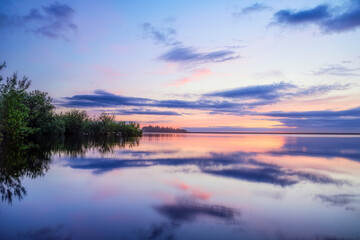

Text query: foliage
(0, 66), (32, 138)
(82, 113), (142, 137)
(0, 62), (141, 138)
(25, 90), (64, 135)
(142, 125), (187, 133)
(61, 109), (89, 135)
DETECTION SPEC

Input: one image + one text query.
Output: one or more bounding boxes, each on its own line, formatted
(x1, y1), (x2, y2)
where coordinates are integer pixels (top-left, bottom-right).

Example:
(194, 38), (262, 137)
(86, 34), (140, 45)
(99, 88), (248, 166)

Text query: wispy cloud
(160, 47), (240, 65)
(256, 107), (360, 118)
(313, 64), (360, 76)
(206, 82), (347, 101)
(292, 84), (350, 97)
(206, 82), (294, 100)
(115, 109), (181, 116)
(1, 2), (77, 39)
(141, 22), (240, 67)
(256, 107), (360, 132)
(274, 118), (360, 132)
(141, 22), (178, 46)
(233, 3), (272, 17)
(272, 0), (360, 33)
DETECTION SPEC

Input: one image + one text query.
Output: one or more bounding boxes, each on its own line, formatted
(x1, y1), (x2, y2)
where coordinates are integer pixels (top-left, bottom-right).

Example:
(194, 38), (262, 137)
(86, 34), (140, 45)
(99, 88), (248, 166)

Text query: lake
(0, 133), (359, 240)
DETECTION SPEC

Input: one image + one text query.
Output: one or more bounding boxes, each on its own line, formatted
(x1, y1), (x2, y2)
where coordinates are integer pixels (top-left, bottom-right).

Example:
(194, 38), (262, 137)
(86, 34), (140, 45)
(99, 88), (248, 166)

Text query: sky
(0, 0), (360, 132)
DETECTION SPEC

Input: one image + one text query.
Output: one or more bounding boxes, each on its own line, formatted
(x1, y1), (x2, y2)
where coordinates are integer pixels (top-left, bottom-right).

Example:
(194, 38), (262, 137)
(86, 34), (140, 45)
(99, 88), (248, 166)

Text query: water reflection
(154, 197), (238, 223)
(66, 151), (349, 186)
(271, 136), (360, 161)
(0, 139), (51, 204)
(0, 134), (359, 239)
(0, 136), (139, 204)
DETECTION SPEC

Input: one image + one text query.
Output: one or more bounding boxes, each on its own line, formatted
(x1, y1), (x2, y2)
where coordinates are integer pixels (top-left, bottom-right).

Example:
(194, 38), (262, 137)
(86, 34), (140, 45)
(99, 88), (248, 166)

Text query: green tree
(0, 64), (32, 138)
(25, 90), (64, 135)
(61, 109), (89, 135)
(97, 112), (116, 134)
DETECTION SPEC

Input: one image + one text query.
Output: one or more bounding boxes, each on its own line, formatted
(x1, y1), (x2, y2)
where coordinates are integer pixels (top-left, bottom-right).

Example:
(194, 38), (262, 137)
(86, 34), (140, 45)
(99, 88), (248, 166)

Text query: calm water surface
(0, 133), (359, 240)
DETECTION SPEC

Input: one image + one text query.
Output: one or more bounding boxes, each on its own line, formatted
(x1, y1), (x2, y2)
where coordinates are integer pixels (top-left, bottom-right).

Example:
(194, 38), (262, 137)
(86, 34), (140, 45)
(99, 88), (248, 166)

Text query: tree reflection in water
(0, 136), (139, 204)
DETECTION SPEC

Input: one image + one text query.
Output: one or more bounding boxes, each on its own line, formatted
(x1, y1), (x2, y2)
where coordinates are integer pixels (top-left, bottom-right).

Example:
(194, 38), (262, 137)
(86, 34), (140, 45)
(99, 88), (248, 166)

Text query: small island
(142, 125), (188, 133)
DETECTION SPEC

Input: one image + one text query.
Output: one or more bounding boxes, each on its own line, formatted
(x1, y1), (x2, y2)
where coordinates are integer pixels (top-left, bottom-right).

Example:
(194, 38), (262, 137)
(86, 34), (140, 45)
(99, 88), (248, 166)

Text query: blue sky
(1, 0), (360, 132)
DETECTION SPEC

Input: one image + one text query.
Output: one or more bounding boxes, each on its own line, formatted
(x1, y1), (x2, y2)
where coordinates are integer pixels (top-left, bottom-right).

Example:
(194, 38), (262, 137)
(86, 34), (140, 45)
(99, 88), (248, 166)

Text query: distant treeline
(142, 125), (188, 133)
(0, 62), (142, 138)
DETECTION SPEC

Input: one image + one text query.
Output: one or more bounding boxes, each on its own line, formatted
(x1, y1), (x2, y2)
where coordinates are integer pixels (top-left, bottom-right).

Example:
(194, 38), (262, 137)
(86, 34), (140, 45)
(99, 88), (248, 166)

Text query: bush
(61, 109), (89, 135)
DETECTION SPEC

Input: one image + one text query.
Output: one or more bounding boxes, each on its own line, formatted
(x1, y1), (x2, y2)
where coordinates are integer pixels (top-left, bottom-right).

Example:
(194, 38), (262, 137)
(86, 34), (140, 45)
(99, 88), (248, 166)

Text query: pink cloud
(167, 69), (212, 87)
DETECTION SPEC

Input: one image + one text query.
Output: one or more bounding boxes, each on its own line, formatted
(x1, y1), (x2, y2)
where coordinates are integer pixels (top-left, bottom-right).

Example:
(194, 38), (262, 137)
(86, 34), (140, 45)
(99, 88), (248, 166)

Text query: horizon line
(143, 131), (360, 135)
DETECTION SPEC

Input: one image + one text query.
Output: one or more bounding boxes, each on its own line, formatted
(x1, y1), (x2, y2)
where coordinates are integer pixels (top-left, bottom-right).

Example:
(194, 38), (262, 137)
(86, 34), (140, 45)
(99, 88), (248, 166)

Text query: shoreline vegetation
(0, 62), (142, 139)
(142, 125), (188, 133)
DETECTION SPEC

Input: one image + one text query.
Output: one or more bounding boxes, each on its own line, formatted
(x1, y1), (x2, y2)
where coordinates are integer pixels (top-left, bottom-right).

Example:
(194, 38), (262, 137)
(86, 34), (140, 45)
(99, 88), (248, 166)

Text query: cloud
(167, 69), (212, 87)
(256, 107), (360, 132)
(206, 82), (294, 100)
(273, 118), (360, 132)
(141, 21), (240, 67)
(153, 99), (239, 111)
(62, 90), (152, 108)
(115, 109), (181, 116)
(274, 4), (330, 25)
(206, 82), (347, 102)
(291, 84), (349, 97)
(23, 9), (45, 21)
(322, 0), (360, 33)
(257, 107), (360, 118)
(61, 82), (349, 118)
(0, 2), (77, 39)
(61, 89), (242, 112)
(272, 0), (360, 33)
(233, 3), (272, 17)
(142, 22), (178, 46)
(159, 46), (240, 64)
(313, 64), (360, 76)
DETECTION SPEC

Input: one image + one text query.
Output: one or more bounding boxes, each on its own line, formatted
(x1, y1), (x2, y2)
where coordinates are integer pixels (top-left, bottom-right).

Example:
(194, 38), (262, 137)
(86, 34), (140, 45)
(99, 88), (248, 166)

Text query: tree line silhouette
(142, 125), (188, 133)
